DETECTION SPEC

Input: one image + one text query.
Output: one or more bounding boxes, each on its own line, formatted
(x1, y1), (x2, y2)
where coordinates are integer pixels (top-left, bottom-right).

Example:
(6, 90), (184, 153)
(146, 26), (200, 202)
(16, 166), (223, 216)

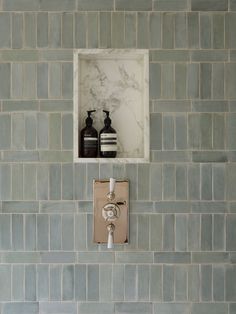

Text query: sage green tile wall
(0, 0), (236, 313)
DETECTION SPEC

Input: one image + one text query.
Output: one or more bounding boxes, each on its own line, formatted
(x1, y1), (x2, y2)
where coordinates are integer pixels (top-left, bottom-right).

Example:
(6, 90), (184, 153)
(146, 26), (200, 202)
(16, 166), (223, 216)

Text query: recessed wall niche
(73, 49), (149, 163)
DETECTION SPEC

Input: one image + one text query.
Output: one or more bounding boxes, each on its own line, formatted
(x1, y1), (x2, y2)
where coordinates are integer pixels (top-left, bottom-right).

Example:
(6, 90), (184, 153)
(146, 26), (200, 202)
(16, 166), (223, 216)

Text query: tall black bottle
(80, 110), (98, 157)
(99, 110), (117, 158)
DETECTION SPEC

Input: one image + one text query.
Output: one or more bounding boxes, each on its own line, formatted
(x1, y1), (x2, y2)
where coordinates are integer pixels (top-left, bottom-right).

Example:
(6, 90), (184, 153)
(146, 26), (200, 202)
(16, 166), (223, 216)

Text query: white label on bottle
(101, 145), (117, 152)
(84, 137), (98, 141)
(100, 133), (117, 139)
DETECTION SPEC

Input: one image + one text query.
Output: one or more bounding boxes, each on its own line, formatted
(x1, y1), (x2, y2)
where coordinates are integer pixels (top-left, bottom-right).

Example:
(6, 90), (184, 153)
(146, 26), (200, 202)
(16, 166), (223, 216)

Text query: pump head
(103, 110), (111, 126)
(86, 110), (96, 127)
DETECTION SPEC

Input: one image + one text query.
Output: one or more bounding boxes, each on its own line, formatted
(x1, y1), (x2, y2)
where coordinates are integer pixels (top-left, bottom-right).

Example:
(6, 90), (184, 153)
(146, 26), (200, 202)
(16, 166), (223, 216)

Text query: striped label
(100, 133), (117, 152)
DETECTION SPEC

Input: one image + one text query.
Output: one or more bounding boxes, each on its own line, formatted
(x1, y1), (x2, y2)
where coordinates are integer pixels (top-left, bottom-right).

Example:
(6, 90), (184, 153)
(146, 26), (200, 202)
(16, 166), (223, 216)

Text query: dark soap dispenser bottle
(99, 110), (117, 158)
(80, 110), (98, 157)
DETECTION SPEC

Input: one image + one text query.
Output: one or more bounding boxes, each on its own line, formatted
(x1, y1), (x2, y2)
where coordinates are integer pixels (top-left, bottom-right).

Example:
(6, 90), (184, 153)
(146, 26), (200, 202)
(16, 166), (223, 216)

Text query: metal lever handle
(107, 223), (115, 249)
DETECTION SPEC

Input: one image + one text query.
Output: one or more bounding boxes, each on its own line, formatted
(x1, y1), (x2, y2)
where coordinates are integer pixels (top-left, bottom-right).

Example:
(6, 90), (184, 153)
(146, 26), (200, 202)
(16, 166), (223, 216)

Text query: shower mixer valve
(93, 178), (129, 249)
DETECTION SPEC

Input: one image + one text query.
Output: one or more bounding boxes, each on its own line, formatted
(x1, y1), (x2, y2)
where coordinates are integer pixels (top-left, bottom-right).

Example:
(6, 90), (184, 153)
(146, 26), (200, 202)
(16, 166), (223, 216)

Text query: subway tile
(176, 165), (187, 200)
(2, 303), (39, 314)
(163, 265), (174, 301)
(227, 113), (236, 149)
(137, 265), (149, 301)
(200, 63), (212, 99)
(12, 265), (24, 301)
(229, 303), (236, 314)
(125, 214), (137, 250)
(12, 63), (23, 99)
(62, 13), (73, 48)
(151, 50), (190, 62)
(25, 113), (37, 150)
(163, 214), (175, 251)
(213, 14), (225, 49)
(25, 214), (36, 250)
(162, 13), (174, 49)
(37, 214), (49, 250)
(192, 252), (229, 263)
(176, 214), (187, 250)
(87, 12), (98, 48)
(62, 63), (73, 99)
(226, 266), (236, 301)
(74, 264), (86, 301)
(74, 163), (86, 200)
(154, 0), (188, 11)
(150, 265), (162, 301)
(0, 164), (11, 200)
(191, 303), (227, 314)
(49, 13), (61, 48)
(192, 0), (228, 11)
(115, 303), (152, 314)
(200, 14), (211, 49)
(78, 0), (113, 10)
(192, 101), (227, 112)
(163, 164), (175, 200)
(37, 13), (48, 48)
(112, 164), (125, 180)
(113, 265), (124, 301)
(40, 100), (73, 112)
(87, 214), (97, 251)
(50, 265), (61, 300)
(192, 151), (227, 163)
(24, 13), (36, 48)
(25, 264), (36, 301)
(201, 164), (212, 200)
(192, 201), (227, 213)
(149, 13), (161, 49)
(37, 164), (49, 200)
(201, 214), (213, 250)
(75, 214), (86, 251)
(188, 265), (200, 302)
(40, 0), (76, 10)
(2, 201), (38, 213)
(74, 13), (86, 48)
(78, 252), (114, 264)
(39, 50), (73, 61)
(175, 13), (187, 49)
(37, 63), (48, 99)
(50, 215), (61, 250)
(125, 164), (137, 200)
(112, 13), (124, 48)
(100, 12), (111, 48)
(116, 0), (151, 10)
(200, 113), (212, 149)
(188, 12), (199, 48)
(0, 214), (11, 250)
(150, 163), (162, 201)
(152, 151), (191, 163)
(213, 214), (225, 250)
(227, 164), (236, 200)
(37, 113), (49, 149)
(116, 252), (153, 263)
(149, 63), (161, 99)
(39, 302), (76, 314)
(155, 201), (190, 213)
(62, 163), (74, 200)
(49, 113), (61, 150)
(155, 252), (190, 264)
(175, 266), (187, 301)
(12, 214), (24, 250)
(0, 13), (10, 48)
(227, 215), (236, 250)
(12, 13), (23, 49)
(49, 164), (61, 200)
(0, 265), (11, 301)
(187, 63), (199, 99)
(3, 151), (39, 162)
(99, 265), (112, 302)
(213, 165), (225, 200)
(0, 114), (11, 149)
(201, 265), (212, 301)
(62, 214), (74, 251)
(161, 64), (174, 99)
(191, 50), (228, 62)
(163, 114), (174, 150)
(2, 252), (40, 263)
(37, 265), (49, 301)
(2, 0), (39, 10)
(175, 64), (187, 100)
(137, 215), (149, 250)
(87, 265), (99, 301)
(1, 50), (39, 62)
(229, 101), (236, 111)
(226, 63), (236, 99)
(213, 266), (225, 301)
(175, 114), (187, 150)
(49, 63), (61, 98)
(78, 201), (92, 213)
(124, 265), (136, 301)
(12, 164), (23, 200)
(78, 303), (114, 314)
(137, 164), (150, 200)
(0, 64), (10, 99)
(226, 13), (236, 48)
(188, 214), (200, 250)
(24, 164), (37, 200)
(62, 113), (73, 149)
(154, 304), (190, 314)
(62, 265), (74, 301)
(12, 113), (24, 149)
(137, 12), (149, 48)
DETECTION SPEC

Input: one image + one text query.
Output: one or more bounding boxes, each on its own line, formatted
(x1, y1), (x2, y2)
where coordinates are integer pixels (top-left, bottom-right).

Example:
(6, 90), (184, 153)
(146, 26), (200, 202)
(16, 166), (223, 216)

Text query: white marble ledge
(74, 157), (149, 163)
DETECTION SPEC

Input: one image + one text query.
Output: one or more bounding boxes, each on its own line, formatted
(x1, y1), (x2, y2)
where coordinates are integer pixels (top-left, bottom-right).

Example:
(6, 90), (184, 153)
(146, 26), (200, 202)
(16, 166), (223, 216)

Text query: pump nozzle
(85, 110), (96, 127)
(103, 110), (109, 117)
(87, 110), (96, 116)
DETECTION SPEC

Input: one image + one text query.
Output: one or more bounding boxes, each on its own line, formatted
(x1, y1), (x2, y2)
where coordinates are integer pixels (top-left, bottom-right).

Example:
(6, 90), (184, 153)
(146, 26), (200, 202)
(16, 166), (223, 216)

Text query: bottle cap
(103, 110), (111, 126)
(86, 110), (96, 127)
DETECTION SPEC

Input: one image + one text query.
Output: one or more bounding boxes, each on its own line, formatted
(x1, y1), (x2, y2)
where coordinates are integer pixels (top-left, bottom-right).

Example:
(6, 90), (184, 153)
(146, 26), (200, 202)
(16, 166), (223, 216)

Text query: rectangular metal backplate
(93, 179), (129, 244)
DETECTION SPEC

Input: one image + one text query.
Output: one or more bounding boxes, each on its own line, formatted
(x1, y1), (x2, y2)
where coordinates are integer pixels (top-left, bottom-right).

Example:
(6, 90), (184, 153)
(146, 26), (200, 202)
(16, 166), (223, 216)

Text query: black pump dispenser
(80, 110), (98, 157)
(99, 110), (117, 158)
